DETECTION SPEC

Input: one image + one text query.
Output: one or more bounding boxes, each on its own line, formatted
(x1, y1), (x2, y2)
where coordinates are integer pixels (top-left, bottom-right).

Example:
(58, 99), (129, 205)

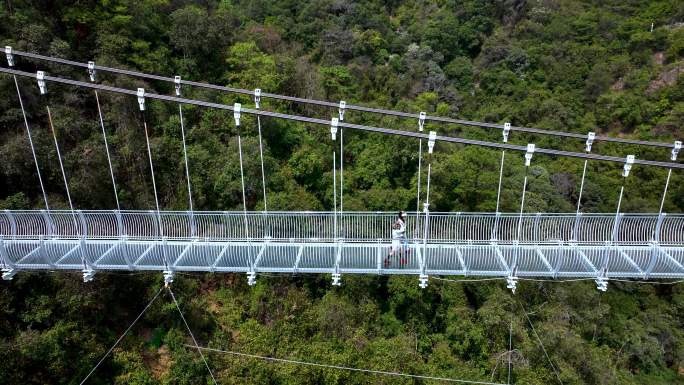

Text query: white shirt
(392, 218), (406, 239)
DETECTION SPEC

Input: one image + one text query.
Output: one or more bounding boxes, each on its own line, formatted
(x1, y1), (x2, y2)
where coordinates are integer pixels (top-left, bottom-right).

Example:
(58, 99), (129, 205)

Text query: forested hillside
(1, 0), (683, 384)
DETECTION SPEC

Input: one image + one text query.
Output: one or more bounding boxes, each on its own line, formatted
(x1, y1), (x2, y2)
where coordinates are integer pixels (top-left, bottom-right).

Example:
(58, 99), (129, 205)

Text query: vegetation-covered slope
(1, 1), (684, 384)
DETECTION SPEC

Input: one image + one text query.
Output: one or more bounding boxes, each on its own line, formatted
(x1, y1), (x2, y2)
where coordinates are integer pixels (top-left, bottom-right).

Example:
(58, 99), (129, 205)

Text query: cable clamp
(427, 131), (437, 153)
(5, 46), (13, 67)
(585, 132), (595, 152)
(233, 103), (241, 126)
(422, 201), (430, 213)
(254, 88), (261, 109)
(622, 155), (635, 177)
(672, 141), (682, 161)
(418, 111), (426, 132)
(524, 143), (535, 166)
(338, 100), (346, 121)
(87, 61), (96, 82)
(595, 267), (608, 291)
(330, 117), (339, 140)
(503, 122), (511, 143)
(137, 88), (145, 111)
(36, 71), (47, 94)
(332, 273), (342, 286)
(174, 76), (181, 96)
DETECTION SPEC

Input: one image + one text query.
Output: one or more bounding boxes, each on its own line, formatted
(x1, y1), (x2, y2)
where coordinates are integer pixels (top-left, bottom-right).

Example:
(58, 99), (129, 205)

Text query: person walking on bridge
(385, 211), (409, 267)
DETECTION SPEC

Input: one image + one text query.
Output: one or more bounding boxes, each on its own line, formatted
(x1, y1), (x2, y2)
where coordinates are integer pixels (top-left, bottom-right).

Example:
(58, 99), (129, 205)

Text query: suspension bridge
(1, 47), (683, 292)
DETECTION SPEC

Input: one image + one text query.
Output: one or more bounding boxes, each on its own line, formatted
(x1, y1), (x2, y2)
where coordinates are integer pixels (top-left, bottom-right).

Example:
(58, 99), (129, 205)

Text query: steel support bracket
(338, 100), (346, 121)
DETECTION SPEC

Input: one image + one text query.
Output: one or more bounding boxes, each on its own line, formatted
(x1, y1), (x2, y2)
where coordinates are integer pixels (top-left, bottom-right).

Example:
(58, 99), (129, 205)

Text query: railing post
(115, 210), (125, 237)
(41, 209), (53, 238)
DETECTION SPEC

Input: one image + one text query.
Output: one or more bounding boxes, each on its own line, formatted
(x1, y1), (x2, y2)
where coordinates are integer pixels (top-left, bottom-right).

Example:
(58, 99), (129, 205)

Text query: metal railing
(1, 210), (683, 245)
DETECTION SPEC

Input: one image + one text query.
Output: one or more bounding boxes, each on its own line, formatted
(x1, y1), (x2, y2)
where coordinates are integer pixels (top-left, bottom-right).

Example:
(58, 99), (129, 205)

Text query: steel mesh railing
(3, 210), (684, 245)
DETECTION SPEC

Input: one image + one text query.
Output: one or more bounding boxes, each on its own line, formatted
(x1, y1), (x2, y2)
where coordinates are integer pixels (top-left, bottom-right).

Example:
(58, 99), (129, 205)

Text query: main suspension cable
(9, 48), (680, 151)
(2, 67), (682, 169)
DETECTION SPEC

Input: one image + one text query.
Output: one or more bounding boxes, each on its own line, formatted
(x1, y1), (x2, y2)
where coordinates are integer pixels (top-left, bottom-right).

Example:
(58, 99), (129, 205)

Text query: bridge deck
(1, 211), (683, 279)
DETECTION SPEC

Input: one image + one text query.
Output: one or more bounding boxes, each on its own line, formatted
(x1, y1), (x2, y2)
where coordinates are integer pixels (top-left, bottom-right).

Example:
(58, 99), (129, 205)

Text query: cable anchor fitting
(5, 46), (13, 67)
(332, 273), (342, 286)
(233, 103), (241, 126)
(254, 88), (261, 109)
(247, 271), (256, 286)
(595, 268), (608, 291)
(330, 117), (339, 140)
(524, 143), (535, 166)
(418, 111), (426, 132)
(137, 88), (145, 111)
(87, 61), (96, 82)
(36, 71), (47, 94)
(163, 270), (174, 287)
(427, 131), (437, 154)
(622, 155), (635, 177)
(419, 274), (429, 289)
(672, 141), (682, 161)
(503, 122), (511, 143)
(506, 275), (518, 294)
(338, 100), (346, 121)
(82, 268), (96, 283)
(585, 132), (595, 152)
(2, 267), (17, 281)
(174, 76), (181, 96)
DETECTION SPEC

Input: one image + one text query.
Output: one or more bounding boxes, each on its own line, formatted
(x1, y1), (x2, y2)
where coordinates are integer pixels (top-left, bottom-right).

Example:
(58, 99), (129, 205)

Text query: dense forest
(1, 0), (684, 384)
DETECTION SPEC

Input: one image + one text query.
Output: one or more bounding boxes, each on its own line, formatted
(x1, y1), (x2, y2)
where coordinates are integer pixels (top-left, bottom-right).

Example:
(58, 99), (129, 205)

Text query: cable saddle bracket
(137, 88), (145, 111)
(36, 71), (47, 94)
(5, 46), (14, 66)
(88, 61), (96, 82)
(503, 122), (511, 143)
(524, 144), (535, 166)
(418, 111), (426, 132)
(254, 88), (261, 109)
(585, 132), (595, 152)
(233, 103), (241, 126)
(330, 117), (338, 140)
(174, 76), (181, 96)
